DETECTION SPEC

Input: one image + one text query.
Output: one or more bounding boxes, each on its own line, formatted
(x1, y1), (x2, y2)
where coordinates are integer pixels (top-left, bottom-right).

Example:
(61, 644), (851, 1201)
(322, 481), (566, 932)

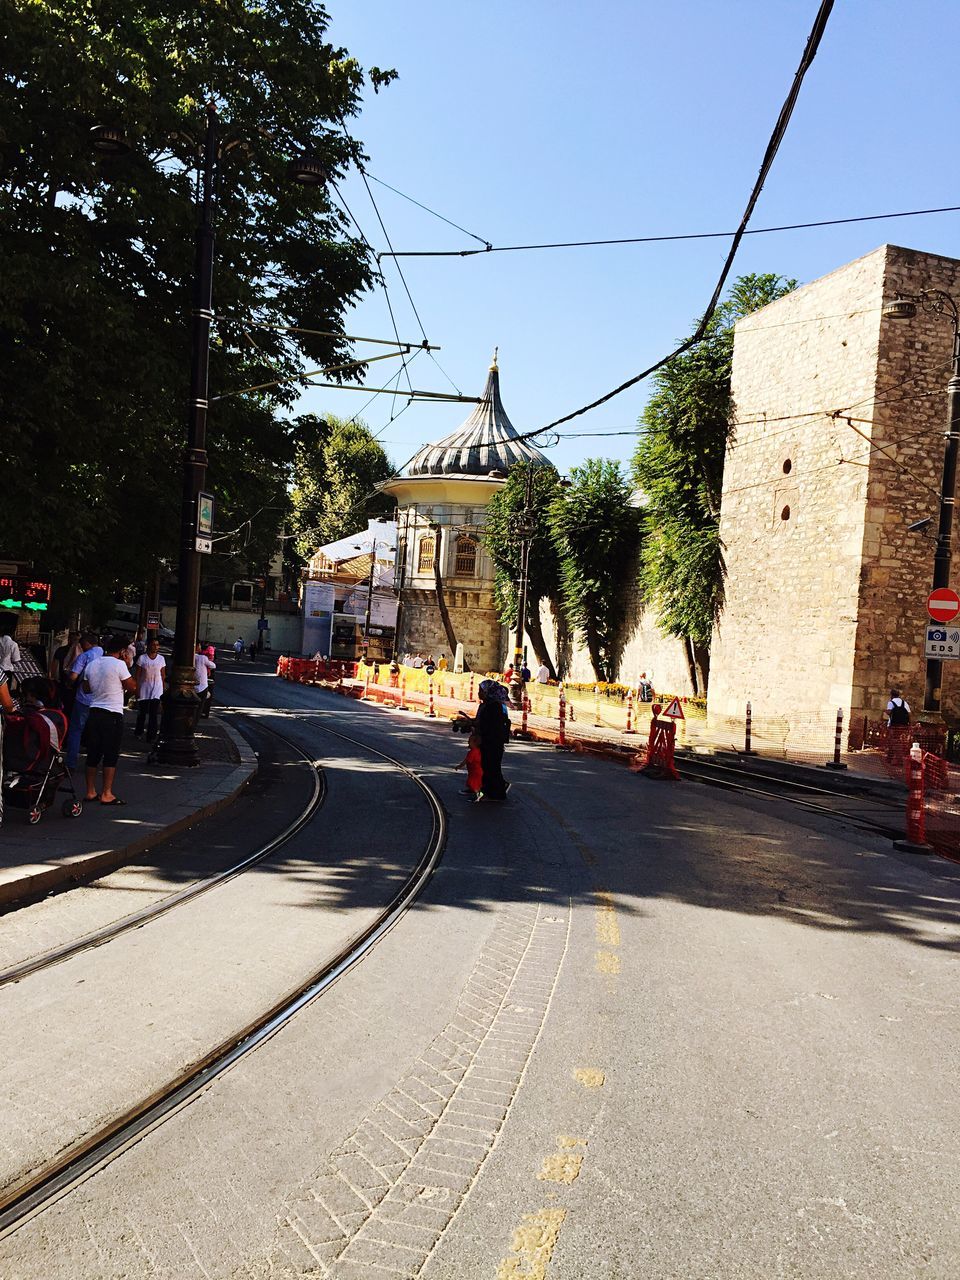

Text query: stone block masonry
(709, 243), (960, 739)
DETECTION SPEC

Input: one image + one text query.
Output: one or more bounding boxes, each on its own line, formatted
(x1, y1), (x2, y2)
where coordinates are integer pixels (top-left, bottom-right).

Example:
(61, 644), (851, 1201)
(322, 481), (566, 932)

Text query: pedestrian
(454, 731), (484, 799)
(82, 633), (136, 805)
(49, 630), (80, 713)
(64, 631), (103, 770)
(437, 652), (449, 671)
(248, 637), (258, 664)
(536, 660), (550, 685)
(0, 615), (21, 674)
(412, 652), (424, 669)
(425, 655), (436, 675)
(194, 643), (216, 717)
(233, 637), (244, 662)
(885, 687), (911, 726)
(0, 667), (16, 827)
(502, 663), (514, 684)
(134, 636), (166, 740)
(639, 672), (654, 703)
(133, 628), (147, 661)
(520, 662), (531, 683)
(473, 678), (511, 803)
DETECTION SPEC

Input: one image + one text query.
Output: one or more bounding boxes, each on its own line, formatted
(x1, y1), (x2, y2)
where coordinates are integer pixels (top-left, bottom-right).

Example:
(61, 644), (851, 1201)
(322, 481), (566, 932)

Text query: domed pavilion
(382, 353), (551, 672)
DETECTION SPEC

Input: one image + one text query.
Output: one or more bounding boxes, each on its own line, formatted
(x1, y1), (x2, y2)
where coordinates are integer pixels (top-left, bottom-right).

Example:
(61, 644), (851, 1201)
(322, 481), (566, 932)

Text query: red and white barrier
(824, 706), (847, 770)
(428, 677), (436, 718)
(593, 685), (601, 727)
(744, 700), (754, 755)
(469, 673), (475, 703)
(636, 705), (680, 781)
(557, 683), (568, 748)
(399, 674), (408, 710)
(895, 743), (931, 853)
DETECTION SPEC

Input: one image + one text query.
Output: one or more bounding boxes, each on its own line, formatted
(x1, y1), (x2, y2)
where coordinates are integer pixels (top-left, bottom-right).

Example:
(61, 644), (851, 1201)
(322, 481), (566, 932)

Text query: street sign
(196, 491), (215, 537)
(0, 576), (51, 611)
(257, 618), (269, 631)
(146, 611), (161, 627)
(195, 536), (212, 555)
(927, 588), (960, 622)
(661, 696), (686, 720)
(924, 625), (960, 659)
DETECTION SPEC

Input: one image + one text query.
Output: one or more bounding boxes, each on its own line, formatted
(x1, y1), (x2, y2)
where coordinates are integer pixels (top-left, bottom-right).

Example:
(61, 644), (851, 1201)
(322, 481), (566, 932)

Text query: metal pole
(510, 467), (534, 708)
(925, 310), (960, 716)
(158, 103), (218, 767)
(363, 538), (376, 662)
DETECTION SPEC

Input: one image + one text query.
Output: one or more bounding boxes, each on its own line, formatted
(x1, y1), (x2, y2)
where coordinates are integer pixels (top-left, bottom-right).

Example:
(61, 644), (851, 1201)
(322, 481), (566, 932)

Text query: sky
(297, 0), (960, 477)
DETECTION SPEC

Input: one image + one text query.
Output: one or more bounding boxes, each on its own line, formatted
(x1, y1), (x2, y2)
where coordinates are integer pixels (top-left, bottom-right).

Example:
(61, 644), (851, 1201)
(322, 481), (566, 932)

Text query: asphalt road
(2, 669), (959, 1279)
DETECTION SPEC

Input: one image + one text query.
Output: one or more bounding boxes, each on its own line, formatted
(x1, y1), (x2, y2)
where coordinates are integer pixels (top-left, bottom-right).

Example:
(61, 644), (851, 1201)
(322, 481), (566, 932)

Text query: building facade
(708, 243), (960, 739)
(382, 356), (550, 673)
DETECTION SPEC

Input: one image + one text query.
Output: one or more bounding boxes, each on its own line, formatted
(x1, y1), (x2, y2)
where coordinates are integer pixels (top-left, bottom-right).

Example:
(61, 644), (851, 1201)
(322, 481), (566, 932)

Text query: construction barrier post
(894, 744), (932, 853)
(557, 683), (568, 749)
(469, 673), (475, 703)
(744, 700), (755, 755)
(521, 695), (529, 737)
(428, 677), (436, 717)
(593, 685), (601, 727)
(624, 689), (635, 734)
(823, 706), (847, 770)
(399, 673), (408, 710)
(362, 669), (371, 700)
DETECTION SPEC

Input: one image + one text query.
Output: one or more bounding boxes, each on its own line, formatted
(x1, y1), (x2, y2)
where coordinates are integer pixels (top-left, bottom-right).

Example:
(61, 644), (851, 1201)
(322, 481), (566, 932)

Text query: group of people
(403, 652), (449, 674)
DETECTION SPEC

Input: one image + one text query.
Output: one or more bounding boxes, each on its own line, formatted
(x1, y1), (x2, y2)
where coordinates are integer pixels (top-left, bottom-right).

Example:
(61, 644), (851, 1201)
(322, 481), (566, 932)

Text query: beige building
(383, 355), (551, 673)
(708, 243), (960, 740)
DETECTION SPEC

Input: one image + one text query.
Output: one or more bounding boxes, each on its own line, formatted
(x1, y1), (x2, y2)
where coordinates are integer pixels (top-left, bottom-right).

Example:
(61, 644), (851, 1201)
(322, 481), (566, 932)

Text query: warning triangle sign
(661, 696), (685, 720)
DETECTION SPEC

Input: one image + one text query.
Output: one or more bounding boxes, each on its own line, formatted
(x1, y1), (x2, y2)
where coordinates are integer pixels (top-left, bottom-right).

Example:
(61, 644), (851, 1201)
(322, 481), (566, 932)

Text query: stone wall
(399, 588), (505, 673)
(708, 243), (960, 741)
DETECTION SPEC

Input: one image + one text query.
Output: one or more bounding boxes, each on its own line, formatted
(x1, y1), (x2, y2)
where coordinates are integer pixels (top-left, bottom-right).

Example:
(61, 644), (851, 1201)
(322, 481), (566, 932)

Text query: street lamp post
(884, 289), (960, 717)
(92, 109), (326, 764)
(510, 467), (537, 710)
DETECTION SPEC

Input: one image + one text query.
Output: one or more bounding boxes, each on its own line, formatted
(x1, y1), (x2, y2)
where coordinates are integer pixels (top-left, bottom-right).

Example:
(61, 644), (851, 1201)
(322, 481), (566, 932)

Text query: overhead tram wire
(364, 170), (491, 251)
(457, 0), (837, 448)
(381, 203), (960, 259)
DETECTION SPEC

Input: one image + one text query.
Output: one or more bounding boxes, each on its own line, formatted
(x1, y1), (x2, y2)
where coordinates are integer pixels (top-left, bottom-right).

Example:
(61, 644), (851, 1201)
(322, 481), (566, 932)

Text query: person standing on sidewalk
(0, 669), (15, 827)
(82, 634), (136, 805)
(65, 632), (103, 770)
(134, 636), (166, 741)
(194, 643), (215, 718)
(0, 615), (21, 675)
(233, 637), (244, 662)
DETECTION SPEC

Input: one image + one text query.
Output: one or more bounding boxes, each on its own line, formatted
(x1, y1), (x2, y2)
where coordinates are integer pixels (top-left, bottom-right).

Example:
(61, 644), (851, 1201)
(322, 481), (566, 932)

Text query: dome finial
(490, 346), (498, 372)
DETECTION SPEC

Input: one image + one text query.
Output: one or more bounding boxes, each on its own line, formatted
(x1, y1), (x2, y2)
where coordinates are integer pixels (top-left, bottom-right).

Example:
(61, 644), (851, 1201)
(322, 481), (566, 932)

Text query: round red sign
(927, 588), (960, 622)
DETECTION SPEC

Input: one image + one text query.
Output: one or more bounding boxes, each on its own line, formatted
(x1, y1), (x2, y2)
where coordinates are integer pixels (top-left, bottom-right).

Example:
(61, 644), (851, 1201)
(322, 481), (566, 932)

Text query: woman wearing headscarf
(474, 679), (511, 802)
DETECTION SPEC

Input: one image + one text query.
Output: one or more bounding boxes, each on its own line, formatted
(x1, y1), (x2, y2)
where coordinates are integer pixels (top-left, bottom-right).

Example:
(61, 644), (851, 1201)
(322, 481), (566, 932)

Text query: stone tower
(708, 243), (960, 740)
(382, 355), (550, 672)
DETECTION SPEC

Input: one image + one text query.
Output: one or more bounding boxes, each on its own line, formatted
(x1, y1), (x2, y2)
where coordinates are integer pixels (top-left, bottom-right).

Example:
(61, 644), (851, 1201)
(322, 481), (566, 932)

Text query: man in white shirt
(134, 636), (166, 741)
(0, 618), (21, 673)
(194, 644), (215, 717)
(536, 662), (550, 684)
(65, 632), (103, 769)
(82, 634), (136, 804)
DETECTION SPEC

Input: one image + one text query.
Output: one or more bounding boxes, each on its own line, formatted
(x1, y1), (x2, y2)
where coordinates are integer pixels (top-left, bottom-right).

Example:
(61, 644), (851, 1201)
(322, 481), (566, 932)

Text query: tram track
(0, 705), (448, 1240)
(0, 719), (325, 988)
(677, 752), (905, 840)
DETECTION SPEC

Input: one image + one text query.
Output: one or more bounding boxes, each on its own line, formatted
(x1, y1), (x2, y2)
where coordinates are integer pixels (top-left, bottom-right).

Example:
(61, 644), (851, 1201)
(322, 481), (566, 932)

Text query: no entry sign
(927, 588), (960, 623)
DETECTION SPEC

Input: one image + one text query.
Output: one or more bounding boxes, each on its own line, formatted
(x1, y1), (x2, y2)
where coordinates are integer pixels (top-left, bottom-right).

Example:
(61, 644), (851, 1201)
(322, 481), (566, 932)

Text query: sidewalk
(0, 714), (257, 909)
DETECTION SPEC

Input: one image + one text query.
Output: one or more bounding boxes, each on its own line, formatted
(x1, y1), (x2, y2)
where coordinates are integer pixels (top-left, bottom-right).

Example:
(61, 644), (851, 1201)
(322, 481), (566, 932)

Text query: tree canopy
(549, 459), (640, 682)
(289, 414), (394, 563)
(631, 273), (797, 683)
(1, 0), (394, 618)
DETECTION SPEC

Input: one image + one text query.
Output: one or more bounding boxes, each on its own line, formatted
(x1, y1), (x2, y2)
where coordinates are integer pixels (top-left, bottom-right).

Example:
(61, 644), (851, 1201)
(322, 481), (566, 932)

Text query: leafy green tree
(289, 415), (393, 562)
(483, 462), (563, 676)
(1, 0), (393, 613)
(632, 273), (797, 691)
(548, 459), (640, 682)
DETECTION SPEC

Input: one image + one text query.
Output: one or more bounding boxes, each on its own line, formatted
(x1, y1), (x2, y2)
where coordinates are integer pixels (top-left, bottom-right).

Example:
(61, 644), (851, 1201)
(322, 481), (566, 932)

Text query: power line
(506, 0), (836, 446)
(382, 203), (960, 259)
(364, 171), (491, 250)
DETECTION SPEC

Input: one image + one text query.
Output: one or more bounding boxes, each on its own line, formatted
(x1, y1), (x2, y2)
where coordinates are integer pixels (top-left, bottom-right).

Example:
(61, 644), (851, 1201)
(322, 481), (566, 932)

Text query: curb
(0, 716), (259, 911)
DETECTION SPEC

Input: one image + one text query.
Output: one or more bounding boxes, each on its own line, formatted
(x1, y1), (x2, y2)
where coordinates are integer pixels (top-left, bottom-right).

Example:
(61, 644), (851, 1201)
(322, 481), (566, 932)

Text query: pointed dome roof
(408, 355), (551, 477)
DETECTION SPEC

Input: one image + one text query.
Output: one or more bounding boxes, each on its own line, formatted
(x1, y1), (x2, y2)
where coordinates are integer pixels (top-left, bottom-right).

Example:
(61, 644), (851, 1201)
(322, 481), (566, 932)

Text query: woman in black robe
(474, 679), (510, 802)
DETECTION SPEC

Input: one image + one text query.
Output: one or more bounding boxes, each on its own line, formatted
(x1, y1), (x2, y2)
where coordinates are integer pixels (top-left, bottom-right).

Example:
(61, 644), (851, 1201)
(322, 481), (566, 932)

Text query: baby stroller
(2, 707), (84, 824)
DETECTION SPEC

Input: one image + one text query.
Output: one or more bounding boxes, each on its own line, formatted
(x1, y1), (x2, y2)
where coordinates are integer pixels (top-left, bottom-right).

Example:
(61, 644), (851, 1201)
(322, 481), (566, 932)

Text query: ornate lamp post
(92, 108), (325, 763)
(883, 289), (960, 717)
(509, 468), (537, 709)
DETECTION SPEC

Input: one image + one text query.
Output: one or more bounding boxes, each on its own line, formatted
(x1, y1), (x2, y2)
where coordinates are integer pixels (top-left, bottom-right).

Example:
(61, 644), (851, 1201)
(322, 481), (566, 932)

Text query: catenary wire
(364, 170), (492, 249)
(382, 203), (960, 259)
(498, 0), (835, 445)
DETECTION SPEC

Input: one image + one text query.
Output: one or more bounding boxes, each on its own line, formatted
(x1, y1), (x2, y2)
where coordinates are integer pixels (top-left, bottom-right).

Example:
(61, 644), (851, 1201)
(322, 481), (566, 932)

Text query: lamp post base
(509, 673), (525, 710)
(155, 670), (202, 767)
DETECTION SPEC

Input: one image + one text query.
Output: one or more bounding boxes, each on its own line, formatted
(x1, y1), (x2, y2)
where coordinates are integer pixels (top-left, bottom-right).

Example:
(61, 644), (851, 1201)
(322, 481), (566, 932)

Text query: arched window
(455, 535), (477, 577)
(417, 536), (435, 573)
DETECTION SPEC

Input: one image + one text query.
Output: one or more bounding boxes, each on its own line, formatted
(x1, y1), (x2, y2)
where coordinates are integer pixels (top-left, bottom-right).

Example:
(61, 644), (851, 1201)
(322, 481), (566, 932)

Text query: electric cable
(502, 0), (835, 445)
(382, 203), (960, 259)
(364, 170), (491, 249)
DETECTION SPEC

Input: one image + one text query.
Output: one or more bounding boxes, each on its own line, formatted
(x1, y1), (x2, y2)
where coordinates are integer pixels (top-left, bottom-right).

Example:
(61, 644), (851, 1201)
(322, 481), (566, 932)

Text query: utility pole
(510, 466), (537, 709)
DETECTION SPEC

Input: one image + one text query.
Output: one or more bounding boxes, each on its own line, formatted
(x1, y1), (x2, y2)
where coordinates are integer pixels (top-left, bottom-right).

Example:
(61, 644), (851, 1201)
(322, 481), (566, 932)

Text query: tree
(483, 462), (563, 676)
(632, 273), (797, 691)
(289, 414), (393, 563)
(548, 459), (640, 682)
(1, 0), (394, 612)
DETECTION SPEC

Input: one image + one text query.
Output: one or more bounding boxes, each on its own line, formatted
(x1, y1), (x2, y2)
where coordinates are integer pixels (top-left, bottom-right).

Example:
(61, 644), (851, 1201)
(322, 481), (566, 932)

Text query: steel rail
(0, 714), (447, 1240)
(0, 720), (325, 988)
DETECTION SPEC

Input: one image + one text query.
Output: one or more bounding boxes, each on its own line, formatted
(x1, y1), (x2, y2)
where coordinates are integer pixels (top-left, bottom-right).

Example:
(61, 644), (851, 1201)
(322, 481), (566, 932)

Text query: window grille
(454, 536), (477, 576)
(417, 536), (435, 573)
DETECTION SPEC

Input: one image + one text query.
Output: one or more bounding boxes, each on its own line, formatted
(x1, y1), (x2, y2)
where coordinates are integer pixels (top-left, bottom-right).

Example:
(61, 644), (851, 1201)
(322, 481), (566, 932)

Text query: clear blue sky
(299, 0), (960, 476)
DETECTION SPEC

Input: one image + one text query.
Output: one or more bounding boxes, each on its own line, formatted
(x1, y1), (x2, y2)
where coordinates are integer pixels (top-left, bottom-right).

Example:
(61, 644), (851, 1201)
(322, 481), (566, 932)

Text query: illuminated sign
(0, 577), (52, 611)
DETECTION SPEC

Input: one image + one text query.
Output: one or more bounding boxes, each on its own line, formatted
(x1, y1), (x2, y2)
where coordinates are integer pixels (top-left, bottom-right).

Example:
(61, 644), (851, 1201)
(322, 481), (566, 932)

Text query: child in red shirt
(455, 732), (483, 798)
